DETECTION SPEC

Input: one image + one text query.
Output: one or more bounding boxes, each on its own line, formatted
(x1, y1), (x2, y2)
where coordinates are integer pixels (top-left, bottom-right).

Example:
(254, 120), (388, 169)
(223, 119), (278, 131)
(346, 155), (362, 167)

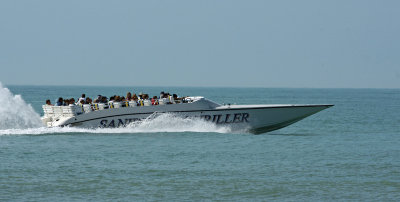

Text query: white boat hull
(42, 98), (332, 134)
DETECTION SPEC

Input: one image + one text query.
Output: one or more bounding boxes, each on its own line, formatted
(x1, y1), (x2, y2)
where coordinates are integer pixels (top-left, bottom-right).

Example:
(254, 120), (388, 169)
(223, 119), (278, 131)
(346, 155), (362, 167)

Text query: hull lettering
(98, 113), (250, 128)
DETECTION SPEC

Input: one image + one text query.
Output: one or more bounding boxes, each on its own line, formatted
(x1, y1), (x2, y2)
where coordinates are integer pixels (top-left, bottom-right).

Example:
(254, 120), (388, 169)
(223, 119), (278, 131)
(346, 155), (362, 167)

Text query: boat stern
(42, 105), (80, 127)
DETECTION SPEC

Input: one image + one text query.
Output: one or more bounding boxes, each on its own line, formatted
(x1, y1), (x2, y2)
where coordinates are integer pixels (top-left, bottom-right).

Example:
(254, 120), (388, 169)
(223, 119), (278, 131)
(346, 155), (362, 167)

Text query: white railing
(42, 97), (199, 117)
(42, 105), (78, 118)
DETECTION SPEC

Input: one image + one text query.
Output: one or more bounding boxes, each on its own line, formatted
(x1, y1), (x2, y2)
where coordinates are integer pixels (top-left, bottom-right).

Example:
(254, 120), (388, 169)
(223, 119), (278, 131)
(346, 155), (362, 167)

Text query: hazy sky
(1, 0), (399, 88)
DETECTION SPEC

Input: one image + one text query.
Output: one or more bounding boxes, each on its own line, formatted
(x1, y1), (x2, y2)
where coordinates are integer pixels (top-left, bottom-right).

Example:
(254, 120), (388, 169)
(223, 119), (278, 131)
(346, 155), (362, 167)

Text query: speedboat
(41, 96), (333, 134)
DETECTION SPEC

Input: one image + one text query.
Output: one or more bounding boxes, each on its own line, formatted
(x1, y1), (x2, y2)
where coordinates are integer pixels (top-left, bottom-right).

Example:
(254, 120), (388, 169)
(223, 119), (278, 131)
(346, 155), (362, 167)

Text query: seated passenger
(55, 97), (63, 106)
(132, 94), (138, 101)
(63, 99), (69, 106)
(77, 94), (86, 103)
(101, 96), (108, 103)
(151, 96), (158, 105)
(94, 95), (102, 103)
(168, 94), (175, 104)
(122, 97), (130, 107)
(173, 94), (181, 103)
(126, 92), (132, 101)
(46, 99), (53, 106)
(85, 97), (92, 104)
(68, 98), (76, 106)
(70, 98), (75, 105)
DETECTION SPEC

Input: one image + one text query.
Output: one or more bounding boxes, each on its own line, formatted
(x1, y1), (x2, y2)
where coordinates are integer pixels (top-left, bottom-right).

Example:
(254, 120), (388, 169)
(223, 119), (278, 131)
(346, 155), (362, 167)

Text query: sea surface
(0, 84), (399, 201)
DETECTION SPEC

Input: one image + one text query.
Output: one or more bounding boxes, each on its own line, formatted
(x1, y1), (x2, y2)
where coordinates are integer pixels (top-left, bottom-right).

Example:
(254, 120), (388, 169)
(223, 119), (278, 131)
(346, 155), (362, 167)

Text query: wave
(0, 82), (43, 130)
(0, 113), (234, 135)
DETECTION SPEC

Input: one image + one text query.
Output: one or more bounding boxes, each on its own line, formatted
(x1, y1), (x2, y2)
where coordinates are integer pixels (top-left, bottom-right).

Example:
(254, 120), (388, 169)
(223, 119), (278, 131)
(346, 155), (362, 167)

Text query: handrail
(42, 97), (198, 117)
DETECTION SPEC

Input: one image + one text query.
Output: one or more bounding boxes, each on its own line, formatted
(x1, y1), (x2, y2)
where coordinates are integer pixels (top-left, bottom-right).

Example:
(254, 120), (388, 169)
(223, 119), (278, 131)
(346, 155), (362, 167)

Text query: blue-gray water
(1, 85), (399, 201)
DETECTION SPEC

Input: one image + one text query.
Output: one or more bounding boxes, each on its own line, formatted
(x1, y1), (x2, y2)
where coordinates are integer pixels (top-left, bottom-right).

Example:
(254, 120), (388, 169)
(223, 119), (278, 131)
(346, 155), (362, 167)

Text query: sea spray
(0, 82), (43, 130)
(123, 113), (232, 133)
(0, 112), (234, 135)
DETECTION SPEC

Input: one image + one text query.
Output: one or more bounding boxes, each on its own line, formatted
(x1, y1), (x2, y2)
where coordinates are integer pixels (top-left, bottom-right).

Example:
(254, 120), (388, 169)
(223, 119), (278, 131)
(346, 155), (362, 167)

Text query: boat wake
(0, 82), (236, 136)
(0, 114), (234, 136)
(0, 82), (43, 130)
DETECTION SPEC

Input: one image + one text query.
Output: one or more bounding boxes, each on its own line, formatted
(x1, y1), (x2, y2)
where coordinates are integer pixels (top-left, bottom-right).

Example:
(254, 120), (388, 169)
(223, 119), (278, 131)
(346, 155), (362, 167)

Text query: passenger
(132, 94), (138, 101)
(137, 93), (144, 106)
(102, 97), (109, 109)
(79, 100), (85, 105)
(77, 94), (86, 103)
(160, 91), (165, 99)
(85, 97), (92, 104)
(173, 94), (180, 103)
(55, 97), (63, 106)
(94, 95), (102, 103)
(69, 98), (76, 106)
(126, 92), (132, 101)
(101, 96), (108, 103)
(121, 96), (129, 107)
(167, 94), (174, 104)
(151, 96), (158, 105)
(45, 99), (53, 106)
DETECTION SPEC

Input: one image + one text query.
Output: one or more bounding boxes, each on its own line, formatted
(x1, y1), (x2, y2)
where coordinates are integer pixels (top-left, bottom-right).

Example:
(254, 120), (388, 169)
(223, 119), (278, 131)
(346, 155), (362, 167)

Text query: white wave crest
(0, 82), (43, 130)
(0, 113), (234, 136)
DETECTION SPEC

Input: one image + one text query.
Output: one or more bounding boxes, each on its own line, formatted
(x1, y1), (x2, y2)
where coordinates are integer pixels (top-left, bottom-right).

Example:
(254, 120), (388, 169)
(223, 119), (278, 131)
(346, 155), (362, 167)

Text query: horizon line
(2, 83), (400, 90)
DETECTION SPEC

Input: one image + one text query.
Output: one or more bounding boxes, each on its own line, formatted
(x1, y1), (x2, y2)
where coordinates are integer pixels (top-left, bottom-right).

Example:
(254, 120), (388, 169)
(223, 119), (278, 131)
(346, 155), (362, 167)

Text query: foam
(0, 82), (43, 130)
(0, 113), (234, 135)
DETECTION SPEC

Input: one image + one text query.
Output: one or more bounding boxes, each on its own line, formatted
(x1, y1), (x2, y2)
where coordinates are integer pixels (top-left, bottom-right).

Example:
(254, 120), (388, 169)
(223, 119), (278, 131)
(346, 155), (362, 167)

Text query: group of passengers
(46, 91), (185, 107)
(46, 94), (91, 106)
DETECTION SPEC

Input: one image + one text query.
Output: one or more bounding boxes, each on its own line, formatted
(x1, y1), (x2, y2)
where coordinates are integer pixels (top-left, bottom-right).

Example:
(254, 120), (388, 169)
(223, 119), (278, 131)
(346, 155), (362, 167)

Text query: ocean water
(0, 83), (399, 201)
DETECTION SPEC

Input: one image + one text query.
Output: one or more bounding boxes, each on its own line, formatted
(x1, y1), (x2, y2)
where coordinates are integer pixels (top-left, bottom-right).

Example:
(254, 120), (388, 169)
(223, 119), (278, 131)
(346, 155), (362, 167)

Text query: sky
(0, 0), (399, 88)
